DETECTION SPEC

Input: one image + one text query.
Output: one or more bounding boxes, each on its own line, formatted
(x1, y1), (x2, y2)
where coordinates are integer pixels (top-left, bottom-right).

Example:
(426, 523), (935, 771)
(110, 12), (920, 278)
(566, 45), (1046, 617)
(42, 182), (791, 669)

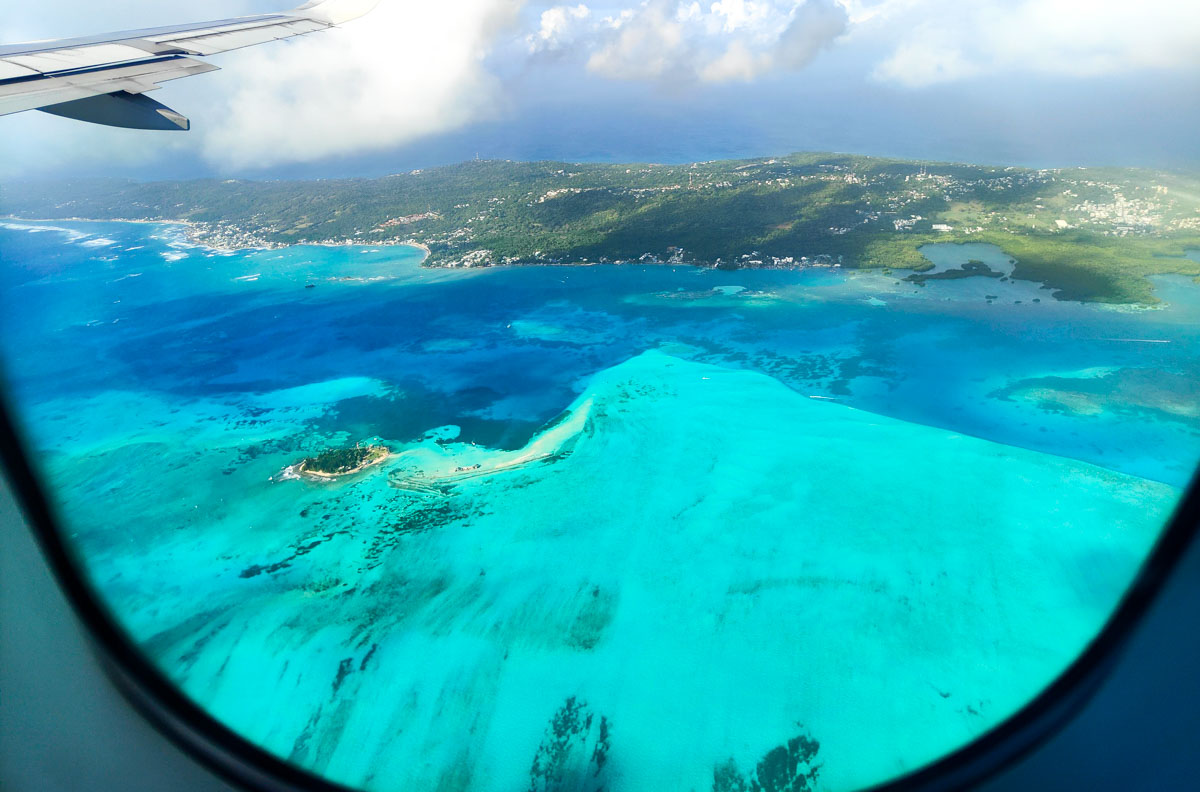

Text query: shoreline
(0, 215), (1070, 301)
(284, 447), (393, 481)
(1, 215), (431, 262)
(5, 215), (1189, 307)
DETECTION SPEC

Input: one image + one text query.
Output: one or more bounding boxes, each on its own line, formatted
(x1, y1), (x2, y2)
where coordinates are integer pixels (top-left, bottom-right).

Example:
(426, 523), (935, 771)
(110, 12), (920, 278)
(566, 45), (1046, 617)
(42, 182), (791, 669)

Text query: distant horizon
(7, 145), (1200, 188)
(4, 1), (1200, 182)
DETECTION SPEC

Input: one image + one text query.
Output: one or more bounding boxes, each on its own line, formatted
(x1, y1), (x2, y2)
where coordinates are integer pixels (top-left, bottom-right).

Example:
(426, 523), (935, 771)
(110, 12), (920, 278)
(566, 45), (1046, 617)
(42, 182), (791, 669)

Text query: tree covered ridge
(6, 152), (1199, 303)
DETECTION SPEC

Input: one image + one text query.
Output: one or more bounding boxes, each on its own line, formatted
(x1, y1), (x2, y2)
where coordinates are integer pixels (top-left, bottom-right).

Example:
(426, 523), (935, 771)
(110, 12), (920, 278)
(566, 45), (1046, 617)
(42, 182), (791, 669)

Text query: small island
(295, 445), (390, 479)
(905, 258), (1003, 284)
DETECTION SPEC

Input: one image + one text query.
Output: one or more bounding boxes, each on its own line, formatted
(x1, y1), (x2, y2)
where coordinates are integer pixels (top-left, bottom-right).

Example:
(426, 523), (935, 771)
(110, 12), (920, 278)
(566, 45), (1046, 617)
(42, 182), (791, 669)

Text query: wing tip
(291, 0), (381, 26)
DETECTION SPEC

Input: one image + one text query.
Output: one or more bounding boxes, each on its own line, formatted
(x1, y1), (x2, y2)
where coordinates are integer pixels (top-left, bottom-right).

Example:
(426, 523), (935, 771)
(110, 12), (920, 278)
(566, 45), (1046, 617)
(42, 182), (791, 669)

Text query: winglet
(291, 0), (381, 25)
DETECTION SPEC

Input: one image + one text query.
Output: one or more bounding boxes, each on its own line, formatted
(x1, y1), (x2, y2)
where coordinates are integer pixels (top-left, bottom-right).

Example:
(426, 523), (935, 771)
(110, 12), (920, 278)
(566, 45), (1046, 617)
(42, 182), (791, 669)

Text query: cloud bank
(527, 0), (849, 82)
(207, 0), (853, 167)
(865, 0), (1200, 87)
(3, 0), (1200, 174)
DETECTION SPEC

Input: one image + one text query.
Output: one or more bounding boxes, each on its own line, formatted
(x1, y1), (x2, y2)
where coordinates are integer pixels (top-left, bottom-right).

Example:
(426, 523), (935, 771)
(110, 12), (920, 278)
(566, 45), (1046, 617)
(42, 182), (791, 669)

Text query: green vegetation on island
(5, 152), (1200, 303)
(906, 258), (1004, 284)
(296, 445), (389, 478)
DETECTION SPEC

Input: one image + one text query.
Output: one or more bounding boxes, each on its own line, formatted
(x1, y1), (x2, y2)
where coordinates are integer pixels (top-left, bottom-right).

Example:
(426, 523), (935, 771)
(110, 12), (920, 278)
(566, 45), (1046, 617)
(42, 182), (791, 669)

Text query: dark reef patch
(528, 697), (613, 792)
(713, 729), (822, 792)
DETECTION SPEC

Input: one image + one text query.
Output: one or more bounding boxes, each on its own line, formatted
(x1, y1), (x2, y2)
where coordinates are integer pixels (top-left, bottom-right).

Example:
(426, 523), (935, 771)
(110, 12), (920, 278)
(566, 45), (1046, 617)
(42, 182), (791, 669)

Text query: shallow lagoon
(1, 220), (1198, 790)
(916, 242), (1017, 276)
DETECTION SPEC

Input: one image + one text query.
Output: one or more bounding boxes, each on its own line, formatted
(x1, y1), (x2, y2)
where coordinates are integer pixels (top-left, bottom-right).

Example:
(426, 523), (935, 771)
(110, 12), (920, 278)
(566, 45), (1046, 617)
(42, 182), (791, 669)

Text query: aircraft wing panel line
(148, 19), (332, 57)
(0, 58), (219, 118)
(5, 44), (167, 75)
(0, 61), (38, 80)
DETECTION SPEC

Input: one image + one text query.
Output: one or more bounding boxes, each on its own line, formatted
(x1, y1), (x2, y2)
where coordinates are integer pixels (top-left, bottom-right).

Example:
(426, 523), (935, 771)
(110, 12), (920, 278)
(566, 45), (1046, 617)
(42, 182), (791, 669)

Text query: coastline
(283, 448), (393, 481)
(1, 215), (432, 263)
(5, 214), (1192, 307)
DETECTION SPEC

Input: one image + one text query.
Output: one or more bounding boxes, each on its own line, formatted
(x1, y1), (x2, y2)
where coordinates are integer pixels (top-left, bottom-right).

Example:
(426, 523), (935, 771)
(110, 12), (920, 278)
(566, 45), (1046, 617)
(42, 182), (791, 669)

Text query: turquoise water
(1, 220), (1198, 791)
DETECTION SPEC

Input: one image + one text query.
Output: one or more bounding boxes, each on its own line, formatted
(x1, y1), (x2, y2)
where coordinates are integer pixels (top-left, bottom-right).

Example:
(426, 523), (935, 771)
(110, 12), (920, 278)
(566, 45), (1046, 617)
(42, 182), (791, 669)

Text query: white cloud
(776, 0), (851, 70)
(202, 0), (523, 169)
(709, 0), (774, 34)
(527, 4), (592, 52)
(868, 0), (1200, 87)
(585, 1), (689, 80)
(580, 0), (848, 83)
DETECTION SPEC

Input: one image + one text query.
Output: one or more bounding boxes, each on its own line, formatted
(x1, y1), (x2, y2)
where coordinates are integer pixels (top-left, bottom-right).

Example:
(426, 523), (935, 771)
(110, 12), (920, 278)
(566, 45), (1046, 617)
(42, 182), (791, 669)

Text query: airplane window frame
(1, 383), (1198, 792)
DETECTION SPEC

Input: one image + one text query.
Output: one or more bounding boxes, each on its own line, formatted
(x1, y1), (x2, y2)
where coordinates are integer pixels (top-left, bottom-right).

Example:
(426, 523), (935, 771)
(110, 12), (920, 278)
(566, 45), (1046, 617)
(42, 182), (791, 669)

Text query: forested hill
(5, 152), (1200, 303)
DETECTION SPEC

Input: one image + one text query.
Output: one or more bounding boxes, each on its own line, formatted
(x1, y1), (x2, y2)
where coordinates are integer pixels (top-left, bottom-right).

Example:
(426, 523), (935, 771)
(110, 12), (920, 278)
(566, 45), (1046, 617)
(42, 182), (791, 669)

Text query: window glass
(2, 2), (1199, 791)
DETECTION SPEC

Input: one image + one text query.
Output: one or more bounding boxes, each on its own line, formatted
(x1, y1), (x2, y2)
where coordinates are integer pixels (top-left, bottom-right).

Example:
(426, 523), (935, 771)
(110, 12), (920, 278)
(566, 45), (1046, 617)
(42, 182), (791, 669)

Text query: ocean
(1, 219), (1197, 791)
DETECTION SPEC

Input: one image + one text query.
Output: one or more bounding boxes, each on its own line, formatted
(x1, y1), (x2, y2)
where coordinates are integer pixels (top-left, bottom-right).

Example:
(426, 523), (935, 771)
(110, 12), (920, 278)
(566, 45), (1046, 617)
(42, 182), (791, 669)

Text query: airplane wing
(0, 0), (378, 131)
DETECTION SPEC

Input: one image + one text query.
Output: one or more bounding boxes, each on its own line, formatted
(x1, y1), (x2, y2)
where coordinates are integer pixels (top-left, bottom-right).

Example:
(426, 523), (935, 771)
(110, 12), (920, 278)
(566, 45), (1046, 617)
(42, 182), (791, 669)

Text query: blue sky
(2, 0), (1199, 179)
